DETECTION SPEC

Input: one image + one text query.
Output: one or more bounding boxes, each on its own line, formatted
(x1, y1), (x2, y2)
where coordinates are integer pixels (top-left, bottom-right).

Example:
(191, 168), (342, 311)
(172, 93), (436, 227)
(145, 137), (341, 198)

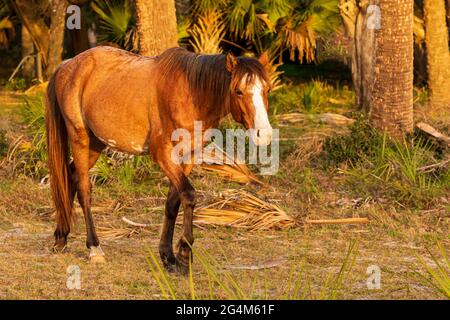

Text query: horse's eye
(236, 89), (244, 96)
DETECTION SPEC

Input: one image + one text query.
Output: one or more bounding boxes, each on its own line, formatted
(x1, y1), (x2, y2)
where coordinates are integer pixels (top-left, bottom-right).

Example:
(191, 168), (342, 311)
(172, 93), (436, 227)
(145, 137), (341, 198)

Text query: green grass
(145, 240), (359, 300)
(7, 94), (48, 178)
(269, 79), (354, 116)
(320, 117), (449, 208)
(415, 241), (450, 299)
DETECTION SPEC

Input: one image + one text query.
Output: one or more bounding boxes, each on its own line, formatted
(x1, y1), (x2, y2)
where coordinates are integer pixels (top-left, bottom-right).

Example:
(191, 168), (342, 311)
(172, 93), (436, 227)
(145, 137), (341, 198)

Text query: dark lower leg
(72, 140), (103, 249)
(176, 180), (196, 271)
(53, 163), (77, 251)
(159, 185), (180, 269)
(77, 177), (99, 248)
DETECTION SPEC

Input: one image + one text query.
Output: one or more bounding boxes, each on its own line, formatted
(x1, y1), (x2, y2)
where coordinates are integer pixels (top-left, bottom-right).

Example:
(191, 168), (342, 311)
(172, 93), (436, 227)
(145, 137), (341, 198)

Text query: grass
(415, 241), (450, 299)
(0, 82), (448, 300)
(269, 79), (354, 116)
(145, 240), (359, 300)
(321, 117), (449, 208)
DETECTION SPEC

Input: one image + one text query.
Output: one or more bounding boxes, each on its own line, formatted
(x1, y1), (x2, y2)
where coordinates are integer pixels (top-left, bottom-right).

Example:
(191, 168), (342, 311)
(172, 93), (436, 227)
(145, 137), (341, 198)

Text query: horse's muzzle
(250, 127), (273, 146)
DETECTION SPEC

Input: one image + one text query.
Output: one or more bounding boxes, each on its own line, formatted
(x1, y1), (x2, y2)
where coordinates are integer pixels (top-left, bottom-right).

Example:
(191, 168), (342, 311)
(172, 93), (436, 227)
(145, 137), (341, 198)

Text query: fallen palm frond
(199, 143), (264, 185)
(186, 189), (295, 231)
(71, 224), (139, 241)
(96, 225), (139, 240)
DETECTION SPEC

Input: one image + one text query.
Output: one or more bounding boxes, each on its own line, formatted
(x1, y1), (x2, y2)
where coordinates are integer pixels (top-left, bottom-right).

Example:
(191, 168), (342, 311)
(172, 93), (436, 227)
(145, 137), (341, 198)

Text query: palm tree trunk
(369, 0), (414, 139)
(46, 0), (68, 78)
(12, 0), (49, 65)
(339, 0), (376, 110)
(21, 25), (35, 79)
(424, 0), (450, 111)
(135, 0), (178, 56)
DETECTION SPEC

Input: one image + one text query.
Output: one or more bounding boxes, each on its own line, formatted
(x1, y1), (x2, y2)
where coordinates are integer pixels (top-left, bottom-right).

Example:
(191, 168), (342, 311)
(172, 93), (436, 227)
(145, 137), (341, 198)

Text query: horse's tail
(45, 69), (73, 235)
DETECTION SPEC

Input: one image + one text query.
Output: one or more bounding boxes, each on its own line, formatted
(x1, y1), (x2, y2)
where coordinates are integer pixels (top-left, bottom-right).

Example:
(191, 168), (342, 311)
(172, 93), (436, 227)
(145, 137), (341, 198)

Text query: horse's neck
(198, 101), (230, 129)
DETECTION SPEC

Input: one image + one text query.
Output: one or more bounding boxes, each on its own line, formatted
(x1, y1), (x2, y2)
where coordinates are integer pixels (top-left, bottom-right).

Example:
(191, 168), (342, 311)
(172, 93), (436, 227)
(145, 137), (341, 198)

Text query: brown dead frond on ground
(185, 189), (296, 231)
(198, 143), (264, 185)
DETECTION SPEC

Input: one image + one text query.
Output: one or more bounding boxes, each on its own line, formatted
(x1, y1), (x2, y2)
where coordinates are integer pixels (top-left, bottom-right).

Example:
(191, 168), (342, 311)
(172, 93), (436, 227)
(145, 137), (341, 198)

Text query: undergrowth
(321, 117), (449, 208)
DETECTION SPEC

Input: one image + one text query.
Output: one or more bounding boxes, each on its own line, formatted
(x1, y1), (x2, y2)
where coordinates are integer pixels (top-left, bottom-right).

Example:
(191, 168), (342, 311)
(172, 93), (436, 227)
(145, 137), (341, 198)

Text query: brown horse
(45, 46), (272, 272)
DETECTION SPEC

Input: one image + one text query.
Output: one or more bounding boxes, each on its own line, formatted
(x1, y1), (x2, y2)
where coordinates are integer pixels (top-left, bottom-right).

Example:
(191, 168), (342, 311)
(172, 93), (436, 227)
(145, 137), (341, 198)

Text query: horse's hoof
(161, 257), (177, 273)
(163, 263), (177, 273)
(175, 256), (189, 275)
(89, 246), (106, 264)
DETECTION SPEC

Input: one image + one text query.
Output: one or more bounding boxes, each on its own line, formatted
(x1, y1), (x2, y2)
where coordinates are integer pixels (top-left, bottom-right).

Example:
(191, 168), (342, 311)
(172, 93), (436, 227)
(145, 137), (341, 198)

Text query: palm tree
(187, 0), (341, 62)
(46, 0), (68, 78)
(134, 0), (178, 56)
(369, 0), (414, 139)
(423, 0), (450, 112)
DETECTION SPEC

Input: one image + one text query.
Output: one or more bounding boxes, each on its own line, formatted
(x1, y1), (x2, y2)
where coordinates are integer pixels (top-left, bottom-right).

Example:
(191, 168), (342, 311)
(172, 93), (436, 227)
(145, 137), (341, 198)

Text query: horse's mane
(156, 47), (268, 112)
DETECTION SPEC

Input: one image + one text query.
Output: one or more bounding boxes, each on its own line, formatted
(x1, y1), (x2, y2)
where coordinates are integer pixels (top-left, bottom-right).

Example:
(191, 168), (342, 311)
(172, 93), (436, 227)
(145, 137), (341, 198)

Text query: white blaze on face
(250, 77), (272, 146)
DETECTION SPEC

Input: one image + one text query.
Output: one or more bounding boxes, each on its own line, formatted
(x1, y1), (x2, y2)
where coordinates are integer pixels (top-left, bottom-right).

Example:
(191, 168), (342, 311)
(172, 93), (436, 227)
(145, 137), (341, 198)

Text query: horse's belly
(84, 106), (151, 156)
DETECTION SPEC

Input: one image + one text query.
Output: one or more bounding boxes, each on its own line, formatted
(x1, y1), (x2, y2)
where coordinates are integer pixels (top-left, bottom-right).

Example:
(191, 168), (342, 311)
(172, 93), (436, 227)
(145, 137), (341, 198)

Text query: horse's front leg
(156, 147), (195, 274)
(159, 184), (180, 271)
(175, 176), (196, 274)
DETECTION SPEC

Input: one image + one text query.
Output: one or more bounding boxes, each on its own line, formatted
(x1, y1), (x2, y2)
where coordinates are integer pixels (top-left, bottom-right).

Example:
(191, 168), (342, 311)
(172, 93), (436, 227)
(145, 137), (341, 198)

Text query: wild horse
(45, 46), (272, 273)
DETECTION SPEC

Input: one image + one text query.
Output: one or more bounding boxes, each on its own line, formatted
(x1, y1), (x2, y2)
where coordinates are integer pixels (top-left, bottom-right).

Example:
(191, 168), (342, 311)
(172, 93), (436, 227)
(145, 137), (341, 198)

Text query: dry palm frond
(280, 16), (316, 63)
(263, 49), (284, 91)
(187, 189), (296, 231)
(189, 10), (225, 54)
(96, 226), (139, 240)
(199, 143), (263, 185)
(72, 223), (139, 241)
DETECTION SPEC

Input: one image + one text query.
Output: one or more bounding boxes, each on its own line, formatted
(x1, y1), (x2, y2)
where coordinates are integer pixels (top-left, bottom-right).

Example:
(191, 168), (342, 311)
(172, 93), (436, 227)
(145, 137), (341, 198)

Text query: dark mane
(156, 47), (268, 112)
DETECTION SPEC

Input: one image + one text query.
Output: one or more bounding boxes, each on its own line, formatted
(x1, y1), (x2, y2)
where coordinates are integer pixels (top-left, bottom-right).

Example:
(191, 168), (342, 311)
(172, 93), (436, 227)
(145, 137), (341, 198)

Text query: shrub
(321, 115), (382, 167)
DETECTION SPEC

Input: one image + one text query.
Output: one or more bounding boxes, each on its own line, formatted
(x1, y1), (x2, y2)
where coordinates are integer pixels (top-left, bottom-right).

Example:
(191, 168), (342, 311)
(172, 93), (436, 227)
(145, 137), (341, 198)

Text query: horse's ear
(226, 52), (237, 72)
(259, 51), (270, 69)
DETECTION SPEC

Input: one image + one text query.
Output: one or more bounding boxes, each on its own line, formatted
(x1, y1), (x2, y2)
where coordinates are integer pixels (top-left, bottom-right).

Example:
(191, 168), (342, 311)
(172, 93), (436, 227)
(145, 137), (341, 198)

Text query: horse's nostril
(256, 129), (261, 138)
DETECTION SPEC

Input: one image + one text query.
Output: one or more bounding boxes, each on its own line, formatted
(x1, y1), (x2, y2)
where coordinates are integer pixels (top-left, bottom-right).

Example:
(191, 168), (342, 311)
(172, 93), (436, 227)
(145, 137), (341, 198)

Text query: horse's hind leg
(69, 128), (105, 263)
(54, 138), (104, 251)
(53, 164), (77, 252)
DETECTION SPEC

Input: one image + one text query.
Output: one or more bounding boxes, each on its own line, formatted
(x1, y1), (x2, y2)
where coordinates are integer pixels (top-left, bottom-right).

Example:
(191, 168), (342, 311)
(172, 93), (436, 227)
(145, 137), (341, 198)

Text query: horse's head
(226, 52), (273, 146)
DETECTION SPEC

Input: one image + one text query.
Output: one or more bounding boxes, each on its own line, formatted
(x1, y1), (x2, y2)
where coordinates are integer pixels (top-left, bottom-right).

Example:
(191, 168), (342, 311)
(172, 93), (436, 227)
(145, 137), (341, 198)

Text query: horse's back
(54, 46), (159, 155)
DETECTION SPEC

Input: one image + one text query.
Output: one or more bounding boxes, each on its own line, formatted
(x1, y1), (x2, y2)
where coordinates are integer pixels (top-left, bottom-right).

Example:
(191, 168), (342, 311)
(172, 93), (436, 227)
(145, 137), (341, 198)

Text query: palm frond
(91, 0), (137, 51)
(189, 10), (225, 54)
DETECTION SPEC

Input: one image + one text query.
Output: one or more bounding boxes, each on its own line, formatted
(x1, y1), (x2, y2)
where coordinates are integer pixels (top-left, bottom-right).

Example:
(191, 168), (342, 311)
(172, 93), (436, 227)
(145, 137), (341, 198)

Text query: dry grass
(0, 88), (449, 300)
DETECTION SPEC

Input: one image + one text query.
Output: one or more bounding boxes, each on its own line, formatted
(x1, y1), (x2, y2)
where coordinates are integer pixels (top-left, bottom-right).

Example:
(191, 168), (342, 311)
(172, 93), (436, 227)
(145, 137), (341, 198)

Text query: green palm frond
(91, 0), (137, 51)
